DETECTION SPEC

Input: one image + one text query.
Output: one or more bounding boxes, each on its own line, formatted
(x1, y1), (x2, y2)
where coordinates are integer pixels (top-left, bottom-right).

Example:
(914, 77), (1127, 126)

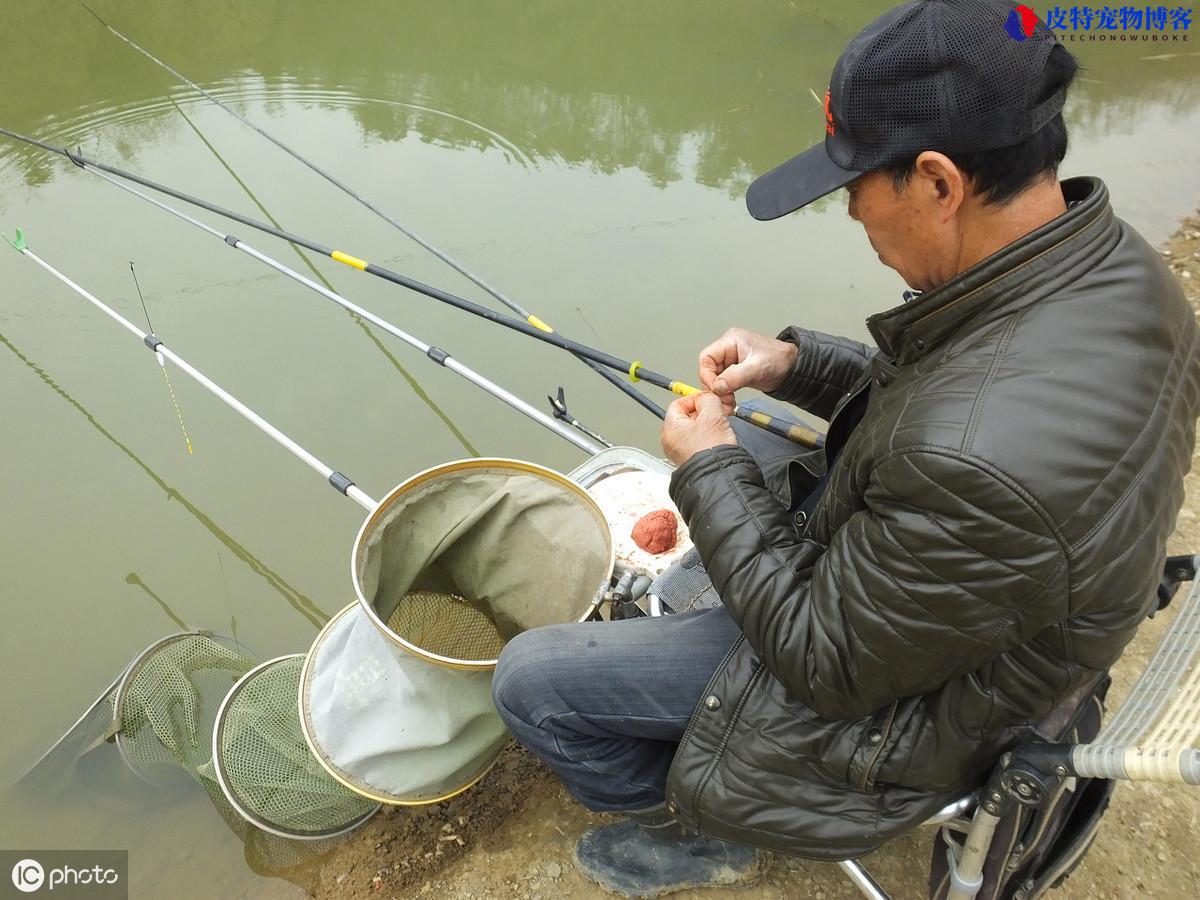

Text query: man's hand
(661, 392), (738, 467)
(698, 327), (799, 414)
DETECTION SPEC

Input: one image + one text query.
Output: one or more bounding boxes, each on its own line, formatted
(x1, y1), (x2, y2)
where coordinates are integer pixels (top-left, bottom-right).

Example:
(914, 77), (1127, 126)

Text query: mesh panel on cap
(940, 1), (1054, 143)
(843, 8), (939, 168)
(837, 0), (1063, 169)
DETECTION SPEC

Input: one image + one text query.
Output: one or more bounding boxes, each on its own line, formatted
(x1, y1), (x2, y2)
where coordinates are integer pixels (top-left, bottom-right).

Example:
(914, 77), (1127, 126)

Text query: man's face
(846, 170), (947, 292)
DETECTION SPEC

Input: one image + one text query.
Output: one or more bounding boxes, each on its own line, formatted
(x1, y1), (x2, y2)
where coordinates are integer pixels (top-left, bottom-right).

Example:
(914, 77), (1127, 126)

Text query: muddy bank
(308, 214), (1200, 900)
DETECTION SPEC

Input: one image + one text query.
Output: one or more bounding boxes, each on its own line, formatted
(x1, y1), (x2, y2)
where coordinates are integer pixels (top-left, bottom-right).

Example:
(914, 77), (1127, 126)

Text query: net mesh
(115, 634), (255, 787)
(386, 590), (505, 663)
(17, 633), (364, 879)
(214, 655), (378, 838)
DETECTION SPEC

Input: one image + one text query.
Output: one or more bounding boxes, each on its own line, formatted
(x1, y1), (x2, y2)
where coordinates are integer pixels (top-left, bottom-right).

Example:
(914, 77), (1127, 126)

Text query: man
(493, 1), (1200, 896)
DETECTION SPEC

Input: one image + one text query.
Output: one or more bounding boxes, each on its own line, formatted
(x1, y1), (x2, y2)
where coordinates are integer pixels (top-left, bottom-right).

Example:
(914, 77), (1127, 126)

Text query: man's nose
(846, 194), (859, 222)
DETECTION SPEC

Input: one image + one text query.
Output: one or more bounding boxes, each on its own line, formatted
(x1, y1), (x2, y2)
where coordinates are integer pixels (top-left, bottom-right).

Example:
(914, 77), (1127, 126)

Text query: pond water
(1, 2), (1197, 897)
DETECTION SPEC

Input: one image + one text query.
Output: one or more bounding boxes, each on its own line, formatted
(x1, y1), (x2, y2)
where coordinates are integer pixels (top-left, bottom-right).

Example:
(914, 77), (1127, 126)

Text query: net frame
(298, 603), (509, 806)
(351, 457), (614, 670)
(111, 631), (252, 789)
(212, 654), (380, 840)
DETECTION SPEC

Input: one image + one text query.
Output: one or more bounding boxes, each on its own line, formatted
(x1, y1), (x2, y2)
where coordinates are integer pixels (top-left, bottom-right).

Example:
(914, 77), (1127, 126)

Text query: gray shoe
(573, 818), (761, 898)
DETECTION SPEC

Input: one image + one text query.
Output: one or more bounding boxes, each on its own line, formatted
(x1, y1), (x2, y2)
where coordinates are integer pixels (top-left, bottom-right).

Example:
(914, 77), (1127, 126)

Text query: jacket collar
(866, 177), (1120, 364)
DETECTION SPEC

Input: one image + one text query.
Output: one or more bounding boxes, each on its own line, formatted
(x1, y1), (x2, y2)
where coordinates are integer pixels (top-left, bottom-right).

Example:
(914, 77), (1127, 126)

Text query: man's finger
(695, 391), (729, 418)
(665, 394), (698, 422)
(713, 360), (753, 396)
(698, 338), (739, 389)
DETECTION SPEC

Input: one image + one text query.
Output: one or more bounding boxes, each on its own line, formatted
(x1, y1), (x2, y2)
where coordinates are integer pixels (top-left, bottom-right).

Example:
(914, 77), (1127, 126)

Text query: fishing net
(18, 631), (377, 857)
(300, 603), (509, 805)
(211, 655), (379, 839)
(353, 459), (613, 668)
(112, 633), (254, 788)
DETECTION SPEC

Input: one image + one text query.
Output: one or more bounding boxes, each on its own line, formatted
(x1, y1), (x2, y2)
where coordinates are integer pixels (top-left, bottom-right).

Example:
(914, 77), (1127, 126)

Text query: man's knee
(491, 624), (577, 729)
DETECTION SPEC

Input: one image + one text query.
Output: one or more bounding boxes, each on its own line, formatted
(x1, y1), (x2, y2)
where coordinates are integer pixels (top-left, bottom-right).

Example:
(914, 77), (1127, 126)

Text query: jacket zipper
(858, 701), (898, 791)
(824, 378), (873, 467)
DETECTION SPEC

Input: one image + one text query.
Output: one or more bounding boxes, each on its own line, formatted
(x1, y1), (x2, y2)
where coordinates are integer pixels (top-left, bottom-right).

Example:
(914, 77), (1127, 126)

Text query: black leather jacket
(665, 177), (1200, 859)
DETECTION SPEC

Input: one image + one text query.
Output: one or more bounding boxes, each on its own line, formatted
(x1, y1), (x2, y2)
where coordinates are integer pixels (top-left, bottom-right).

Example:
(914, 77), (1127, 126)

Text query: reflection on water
(1, 2), (1198, 898)
(169, 99), (481, 457)
(4, 1), (1198, 198)
(0, 330), (329, 628)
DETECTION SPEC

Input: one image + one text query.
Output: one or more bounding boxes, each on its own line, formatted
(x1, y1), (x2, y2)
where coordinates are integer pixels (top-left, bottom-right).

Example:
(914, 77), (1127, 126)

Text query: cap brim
(746, 142), (863, 221)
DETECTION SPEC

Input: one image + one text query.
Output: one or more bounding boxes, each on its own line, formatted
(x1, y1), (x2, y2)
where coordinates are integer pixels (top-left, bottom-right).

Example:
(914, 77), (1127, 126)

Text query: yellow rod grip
(741, 409), (822, 448)
(527, 315), (554, 333)
(670, 381), (700, 396)
(331, 250), (368, 271)
(629, 361), (643, 383)
(787, 425), (823, 448)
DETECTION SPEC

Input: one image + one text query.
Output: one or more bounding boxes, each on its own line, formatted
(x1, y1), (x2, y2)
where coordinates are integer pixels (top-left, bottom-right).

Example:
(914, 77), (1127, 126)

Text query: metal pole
(836, 860), (890, 900)
(76, 1), (664, 418)
(0, 128), (821, 447)
(15, 242), (378, 512)
(81, 166), (603, 455)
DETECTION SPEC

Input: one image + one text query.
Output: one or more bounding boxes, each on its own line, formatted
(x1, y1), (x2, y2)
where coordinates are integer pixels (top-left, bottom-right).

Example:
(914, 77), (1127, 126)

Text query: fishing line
(131, 261), (193, 454)
(7, 229), (380, 510)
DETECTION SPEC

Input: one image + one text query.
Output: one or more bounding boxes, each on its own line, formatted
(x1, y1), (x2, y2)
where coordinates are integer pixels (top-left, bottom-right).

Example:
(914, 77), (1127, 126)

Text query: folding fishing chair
(834, 553), (1200, 900)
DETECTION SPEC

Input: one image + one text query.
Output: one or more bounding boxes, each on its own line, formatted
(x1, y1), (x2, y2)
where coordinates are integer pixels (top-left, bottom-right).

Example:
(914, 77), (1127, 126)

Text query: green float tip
(5, 227), (27, 252)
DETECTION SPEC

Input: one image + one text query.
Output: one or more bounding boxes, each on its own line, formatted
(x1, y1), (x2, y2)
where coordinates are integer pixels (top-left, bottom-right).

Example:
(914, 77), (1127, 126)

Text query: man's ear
(913, 151), (966, 222)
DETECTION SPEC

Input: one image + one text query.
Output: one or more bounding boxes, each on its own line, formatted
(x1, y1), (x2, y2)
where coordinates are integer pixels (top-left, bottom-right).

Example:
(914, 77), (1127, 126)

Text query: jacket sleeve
(669, 444), (1068, 721)
(768, 327), (876, 421)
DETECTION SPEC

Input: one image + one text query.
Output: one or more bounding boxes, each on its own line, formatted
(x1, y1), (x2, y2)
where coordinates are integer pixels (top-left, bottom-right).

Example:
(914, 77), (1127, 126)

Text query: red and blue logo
(1005, 4), (1039, 39)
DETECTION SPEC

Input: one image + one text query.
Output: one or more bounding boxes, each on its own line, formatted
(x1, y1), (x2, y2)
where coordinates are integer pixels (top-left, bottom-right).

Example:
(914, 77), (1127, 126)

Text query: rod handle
(737, 408), (826, 449)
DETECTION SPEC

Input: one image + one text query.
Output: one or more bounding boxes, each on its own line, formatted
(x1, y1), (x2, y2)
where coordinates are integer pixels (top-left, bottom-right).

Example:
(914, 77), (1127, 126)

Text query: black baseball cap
(746, 0), (1066, 220)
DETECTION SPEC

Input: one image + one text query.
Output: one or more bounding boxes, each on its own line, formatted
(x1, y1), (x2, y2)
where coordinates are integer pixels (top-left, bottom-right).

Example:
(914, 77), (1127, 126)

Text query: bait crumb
(631, 509), (679, 554)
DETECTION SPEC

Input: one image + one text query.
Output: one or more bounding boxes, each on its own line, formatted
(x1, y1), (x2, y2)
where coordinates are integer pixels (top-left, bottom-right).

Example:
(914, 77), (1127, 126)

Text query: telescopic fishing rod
(0, 129), (824, 450)
(76, 0), (663, 420)
(77, 167), (603, 455)
(4, 131), (689, 398)
(6, 228), (380, 511)
(8, 218), (601, 461)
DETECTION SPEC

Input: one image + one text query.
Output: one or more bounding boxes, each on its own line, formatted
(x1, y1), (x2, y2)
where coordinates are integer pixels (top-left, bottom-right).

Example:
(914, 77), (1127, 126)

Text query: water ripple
(2, 78), (536, 174)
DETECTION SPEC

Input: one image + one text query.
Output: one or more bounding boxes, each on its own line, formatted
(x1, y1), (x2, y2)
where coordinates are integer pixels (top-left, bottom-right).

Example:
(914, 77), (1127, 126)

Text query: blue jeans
(491, 606), (741, 812)
(491, 399), (809, 812)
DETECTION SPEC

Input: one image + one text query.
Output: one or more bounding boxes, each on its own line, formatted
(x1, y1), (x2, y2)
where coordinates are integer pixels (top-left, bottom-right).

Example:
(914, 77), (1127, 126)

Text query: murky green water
(1, 2), (1197, 896)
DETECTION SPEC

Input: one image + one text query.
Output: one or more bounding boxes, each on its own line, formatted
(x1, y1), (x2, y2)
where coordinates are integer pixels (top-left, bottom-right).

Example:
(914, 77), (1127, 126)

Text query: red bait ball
(632, 509), (679, 554)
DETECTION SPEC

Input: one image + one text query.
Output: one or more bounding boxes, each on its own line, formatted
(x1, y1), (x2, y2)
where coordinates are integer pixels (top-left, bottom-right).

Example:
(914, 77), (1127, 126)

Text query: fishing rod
(77, 165), (601, 455)
(7, 228), (380, 510)
(77, 0), (663, 420)
(0, 129), (823, 449)
(12, 132), (686, 398)
(171, 97), (481, 458)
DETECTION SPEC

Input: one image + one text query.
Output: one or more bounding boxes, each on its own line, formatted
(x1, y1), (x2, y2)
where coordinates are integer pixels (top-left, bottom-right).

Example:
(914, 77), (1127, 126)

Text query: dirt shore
(308, 215), (1200, 900)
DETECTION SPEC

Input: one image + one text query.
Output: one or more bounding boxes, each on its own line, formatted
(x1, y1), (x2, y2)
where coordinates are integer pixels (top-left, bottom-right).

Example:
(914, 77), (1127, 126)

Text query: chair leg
(837, 859), (891, 900)
(945, 806), (1002, 900)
